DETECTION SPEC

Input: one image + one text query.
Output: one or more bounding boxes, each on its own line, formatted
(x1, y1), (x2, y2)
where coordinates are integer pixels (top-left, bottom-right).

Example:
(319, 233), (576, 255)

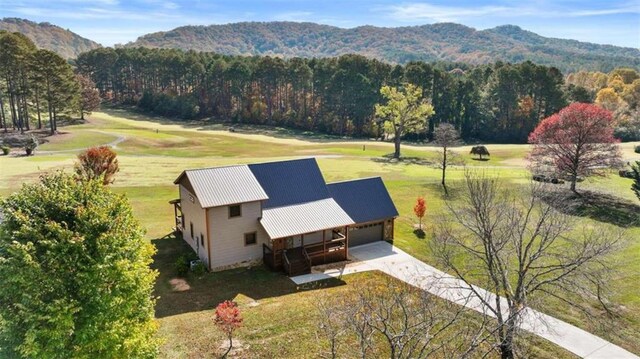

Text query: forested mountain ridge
(0, 18), (101, 59)
(125, 22), (640, 73)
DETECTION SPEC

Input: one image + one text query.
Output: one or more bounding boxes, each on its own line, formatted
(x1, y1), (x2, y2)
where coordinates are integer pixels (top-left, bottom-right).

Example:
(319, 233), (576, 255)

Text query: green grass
(1, 108), (639, 357)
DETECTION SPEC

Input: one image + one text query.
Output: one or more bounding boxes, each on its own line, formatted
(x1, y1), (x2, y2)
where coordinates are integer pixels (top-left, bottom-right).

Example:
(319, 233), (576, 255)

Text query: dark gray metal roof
(178, 165), (269, 208)
(260, 198), (354, 239)
(248, 158), (331, 209)
(327, 177), (399, 224)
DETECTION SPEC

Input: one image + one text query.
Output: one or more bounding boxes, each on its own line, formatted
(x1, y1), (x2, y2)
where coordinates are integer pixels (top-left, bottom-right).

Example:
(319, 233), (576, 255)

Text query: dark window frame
(190, 221), (194, 239)
(229, 204), (242, 218)
(244, 232), (257, 246)
(200, 233), (204, 247)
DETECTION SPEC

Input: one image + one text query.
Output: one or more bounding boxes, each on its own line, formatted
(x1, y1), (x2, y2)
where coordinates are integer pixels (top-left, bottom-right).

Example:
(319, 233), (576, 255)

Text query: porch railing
(282, 250), (291, 276)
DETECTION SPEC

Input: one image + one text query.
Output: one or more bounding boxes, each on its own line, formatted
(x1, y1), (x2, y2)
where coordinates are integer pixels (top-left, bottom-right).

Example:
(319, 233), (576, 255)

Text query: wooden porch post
(322, 230), (326, 264)
(345, 226), (349, 259)
(301, 233), (304, 247)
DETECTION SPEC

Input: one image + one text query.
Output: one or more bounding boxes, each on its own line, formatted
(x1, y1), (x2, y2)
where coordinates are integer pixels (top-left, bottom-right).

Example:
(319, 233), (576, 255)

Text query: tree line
(76, 47), (586, 143)
(0, 31), (99, 135)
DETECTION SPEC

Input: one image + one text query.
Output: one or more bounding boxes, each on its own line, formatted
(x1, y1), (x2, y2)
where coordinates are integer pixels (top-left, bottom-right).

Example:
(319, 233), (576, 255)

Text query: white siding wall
(303, 231), (323, 245)
(179, 185), (209, 266)
(209, 201), (268, 270)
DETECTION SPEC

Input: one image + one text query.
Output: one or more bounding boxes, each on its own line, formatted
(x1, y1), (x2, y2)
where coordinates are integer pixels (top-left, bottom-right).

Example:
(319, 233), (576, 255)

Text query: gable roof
(260, 198), (354, 239)
(174, 165), (268, 208)
(248, 158), (331, 209)
(327, 177), (399, 223)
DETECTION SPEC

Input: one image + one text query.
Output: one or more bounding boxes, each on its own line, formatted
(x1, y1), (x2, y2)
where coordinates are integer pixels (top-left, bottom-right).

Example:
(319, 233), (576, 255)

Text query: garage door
(348, 222), (383, 247)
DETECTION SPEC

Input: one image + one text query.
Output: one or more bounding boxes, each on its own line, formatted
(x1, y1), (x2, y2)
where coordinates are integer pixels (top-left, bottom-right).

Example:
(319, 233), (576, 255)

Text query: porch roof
(260, 198), (355, 239)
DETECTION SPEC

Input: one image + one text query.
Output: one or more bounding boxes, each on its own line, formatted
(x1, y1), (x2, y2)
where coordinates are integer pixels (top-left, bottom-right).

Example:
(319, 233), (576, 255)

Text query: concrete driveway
(291, 241), (638, 359)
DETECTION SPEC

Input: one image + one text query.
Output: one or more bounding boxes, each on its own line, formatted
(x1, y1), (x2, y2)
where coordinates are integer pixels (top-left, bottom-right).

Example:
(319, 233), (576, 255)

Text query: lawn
(1, 108), (638, 357)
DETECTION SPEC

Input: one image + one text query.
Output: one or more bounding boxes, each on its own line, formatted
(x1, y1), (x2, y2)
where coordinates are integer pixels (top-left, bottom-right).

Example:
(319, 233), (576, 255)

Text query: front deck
(263, 228), (348, 276)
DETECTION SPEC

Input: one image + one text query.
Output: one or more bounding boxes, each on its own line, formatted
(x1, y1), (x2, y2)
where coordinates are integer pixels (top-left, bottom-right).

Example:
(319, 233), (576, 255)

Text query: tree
(632, 161), (640, 200)
(433, 172), (622, 359)
(76, 74), (101, 120)
(31, 49), (79, 134)
(75, 146), (120, 185)
(316, 275), (478, 359)
(214, 300), (243, 358)
(413, 197), (426, 230)
(0, 172), (159, 358)
(375, 84), (434, 159)
(528, 103), (623, 192)
(470, 145), (490, 160)
(433, 123), (461, 194)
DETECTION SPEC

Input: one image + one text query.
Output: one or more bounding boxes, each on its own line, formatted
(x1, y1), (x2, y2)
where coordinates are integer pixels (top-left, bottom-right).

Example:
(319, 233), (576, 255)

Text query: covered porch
(263, 226), (349, 276)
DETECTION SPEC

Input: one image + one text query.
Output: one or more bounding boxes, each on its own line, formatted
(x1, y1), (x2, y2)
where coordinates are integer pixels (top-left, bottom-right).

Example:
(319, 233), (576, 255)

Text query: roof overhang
(260, 198), (355, 239)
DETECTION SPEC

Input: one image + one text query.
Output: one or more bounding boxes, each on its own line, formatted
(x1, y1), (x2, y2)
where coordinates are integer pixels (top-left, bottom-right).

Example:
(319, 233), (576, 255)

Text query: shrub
(635, 145), (640, 154)
(24, 135), (38, 156)
(75, 146), (119, 185)
(191, 261), (207, 276)
(174, 255), (190, 277)
(1, 146), (9, 155)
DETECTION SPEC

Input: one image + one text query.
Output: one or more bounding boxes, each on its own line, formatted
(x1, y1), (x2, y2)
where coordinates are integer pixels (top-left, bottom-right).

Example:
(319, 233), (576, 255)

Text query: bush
(191, 261), (207, 276)
(174, 255), (190, 277)
(635, 145), (640, 154)
(24, 135), (38, 156)
(1, 146), (9, 155)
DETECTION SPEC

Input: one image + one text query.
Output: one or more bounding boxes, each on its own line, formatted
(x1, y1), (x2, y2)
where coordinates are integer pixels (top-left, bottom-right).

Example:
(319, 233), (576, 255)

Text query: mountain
(0, 18), (101, 59)
(125, 21), (640, 73)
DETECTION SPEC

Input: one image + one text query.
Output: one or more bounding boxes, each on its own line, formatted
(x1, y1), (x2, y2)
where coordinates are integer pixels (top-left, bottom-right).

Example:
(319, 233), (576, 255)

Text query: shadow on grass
(471, 158), (490, 162)
(413, 229), (426, 239)
(371, 154), (436, 166)
(151, 234), (346, 318)
(542, 190), (640, 228)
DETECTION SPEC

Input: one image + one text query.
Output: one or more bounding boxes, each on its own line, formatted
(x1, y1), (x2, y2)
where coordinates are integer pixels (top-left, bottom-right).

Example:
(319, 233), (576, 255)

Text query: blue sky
(1, 0), (639, 47)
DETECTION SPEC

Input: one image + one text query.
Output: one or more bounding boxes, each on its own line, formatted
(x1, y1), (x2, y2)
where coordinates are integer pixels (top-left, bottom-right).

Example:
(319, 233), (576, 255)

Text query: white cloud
(273, 11), (313, 21)
(383, 1), (640, 22)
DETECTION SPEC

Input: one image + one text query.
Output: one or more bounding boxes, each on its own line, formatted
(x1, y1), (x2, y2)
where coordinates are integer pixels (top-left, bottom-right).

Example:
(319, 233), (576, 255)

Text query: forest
(1, 33), (639, 143)
(76, 47), (639, 143)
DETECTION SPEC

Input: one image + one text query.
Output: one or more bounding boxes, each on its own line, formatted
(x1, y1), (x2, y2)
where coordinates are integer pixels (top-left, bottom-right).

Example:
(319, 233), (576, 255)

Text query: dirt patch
(169, 278), (191, 292)
(217, 339), (247, 358)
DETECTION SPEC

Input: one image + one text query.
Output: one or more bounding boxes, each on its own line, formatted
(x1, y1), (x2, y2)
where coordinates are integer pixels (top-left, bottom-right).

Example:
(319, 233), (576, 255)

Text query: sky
(1, 0), (639, 48)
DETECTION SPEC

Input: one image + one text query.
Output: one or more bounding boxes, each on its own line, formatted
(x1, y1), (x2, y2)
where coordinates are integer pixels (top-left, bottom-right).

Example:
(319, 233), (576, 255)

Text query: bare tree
(316, 275), (480, 359)
(433, 172), (623, 359)
(433, 123), (462, 195)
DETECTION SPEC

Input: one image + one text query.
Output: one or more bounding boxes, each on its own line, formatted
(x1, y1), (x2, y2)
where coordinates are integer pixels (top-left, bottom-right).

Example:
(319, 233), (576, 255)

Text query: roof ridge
(261, 197), (334, 211)
(327, 176), (382, 185)
(246, 157), (316, 167)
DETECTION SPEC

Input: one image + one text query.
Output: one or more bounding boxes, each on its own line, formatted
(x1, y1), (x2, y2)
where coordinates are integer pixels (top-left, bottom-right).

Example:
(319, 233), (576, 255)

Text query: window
(190, 222), (194, 239)
(244, 232), (257, 246)
(229, 204), (242, 218)
(200, 233), (204, 247)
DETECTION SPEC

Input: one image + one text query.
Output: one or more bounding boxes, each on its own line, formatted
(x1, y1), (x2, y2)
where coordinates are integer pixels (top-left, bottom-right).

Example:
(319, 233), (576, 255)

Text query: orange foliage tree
(75, 146), (119, 185)
(214, 300), (243, 358)
(413, 197), (426, 230)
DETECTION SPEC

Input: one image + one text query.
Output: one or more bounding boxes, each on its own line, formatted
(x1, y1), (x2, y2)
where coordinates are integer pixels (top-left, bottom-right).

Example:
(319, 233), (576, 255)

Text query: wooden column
(322, 230), (326, 264)
(344, 226), (349, 259)
(301, 234), (304, 248)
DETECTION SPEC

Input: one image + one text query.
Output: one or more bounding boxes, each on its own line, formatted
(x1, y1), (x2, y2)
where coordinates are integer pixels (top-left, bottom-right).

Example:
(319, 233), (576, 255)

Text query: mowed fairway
(1, 108), (639, 358)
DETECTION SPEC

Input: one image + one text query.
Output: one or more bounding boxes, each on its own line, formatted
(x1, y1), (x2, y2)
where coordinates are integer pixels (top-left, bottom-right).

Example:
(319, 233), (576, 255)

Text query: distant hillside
(0, 18), (101, 59)
(125, 22), (640, 73)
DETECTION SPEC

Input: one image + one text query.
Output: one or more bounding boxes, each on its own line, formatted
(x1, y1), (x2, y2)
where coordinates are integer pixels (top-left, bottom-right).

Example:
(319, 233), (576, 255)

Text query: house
(170, 158), (398, 276)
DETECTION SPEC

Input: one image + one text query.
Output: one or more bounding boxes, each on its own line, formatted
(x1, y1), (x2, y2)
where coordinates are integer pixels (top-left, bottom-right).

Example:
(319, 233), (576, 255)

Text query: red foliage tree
(74, 146), (119, 185)
(413, 197), (426, 230)
(528, 103), (623, 192)
(214, 300), (243, 358)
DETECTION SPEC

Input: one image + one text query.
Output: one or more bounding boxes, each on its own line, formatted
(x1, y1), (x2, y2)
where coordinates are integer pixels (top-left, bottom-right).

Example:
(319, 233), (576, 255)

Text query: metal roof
(179, 165), (269, 208)
(327, 177), (399, 224)
(260, 198), (355, 239)
(248, 158), (331, 209)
